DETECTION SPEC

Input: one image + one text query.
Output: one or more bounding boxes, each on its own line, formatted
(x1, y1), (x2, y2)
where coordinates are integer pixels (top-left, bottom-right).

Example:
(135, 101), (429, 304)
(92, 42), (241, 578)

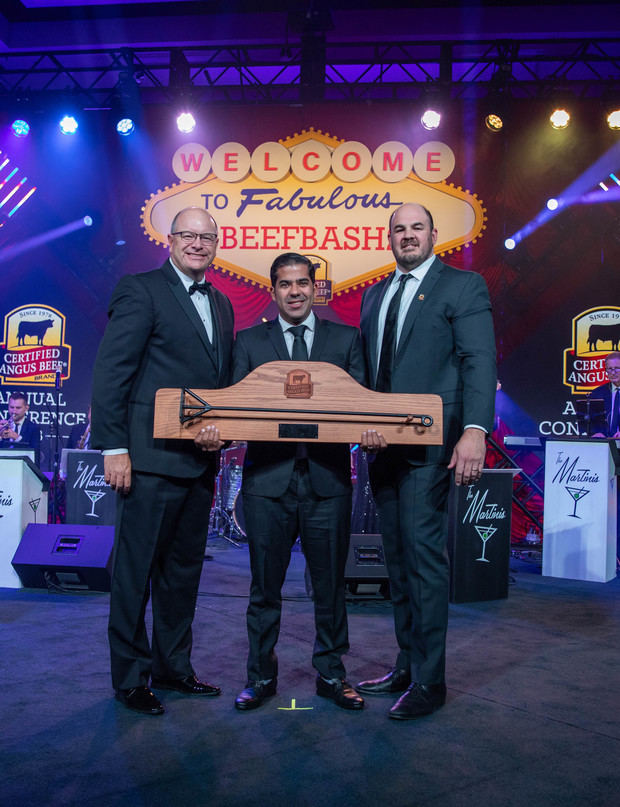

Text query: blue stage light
(59, 116), (79, 135)
(546, 198), (559, 211)
(116, 118), (135, 136)
(83, 215), (93, 227)
(12, 119), (30, 138)
(504, 238), (516, 250)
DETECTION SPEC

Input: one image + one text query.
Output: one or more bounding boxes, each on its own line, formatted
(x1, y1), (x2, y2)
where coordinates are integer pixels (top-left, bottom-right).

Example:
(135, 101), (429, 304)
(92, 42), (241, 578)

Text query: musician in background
(590, 352), (620, 438)
(67, 406), (92, 449)
(0, 391), (41, 465)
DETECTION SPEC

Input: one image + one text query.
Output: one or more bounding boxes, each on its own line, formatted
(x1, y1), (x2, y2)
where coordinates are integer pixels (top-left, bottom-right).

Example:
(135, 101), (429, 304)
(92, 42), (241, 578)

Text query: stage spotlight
(485, 114), (503, 132)
(83, 215), (93, 227)
(176, 112), (196, 134)
(550, 108), (570, 129)
(11, 120), (30, 138)
(504, 238), (516, 250)
(607, 109), (620, 130)
(421, 109), (441, 131)
(546, 198), (559, 211)
(116, 118), (135, 136)
(59, 115), (79, 135)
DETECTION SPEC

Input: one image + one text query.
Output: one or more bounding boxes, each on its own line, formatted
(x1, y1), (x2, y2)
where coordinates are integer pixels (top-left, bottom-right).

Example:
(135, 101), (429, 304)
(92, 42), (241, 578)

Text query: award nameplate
(154, 361), (443, 445)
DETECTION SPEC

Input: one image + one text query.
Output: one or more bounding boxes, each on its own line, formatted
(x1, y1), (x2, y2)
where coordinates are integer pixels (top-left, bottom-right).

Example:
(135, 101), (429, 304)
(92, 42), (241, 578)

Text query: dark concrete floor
(1, 541), (619, 807)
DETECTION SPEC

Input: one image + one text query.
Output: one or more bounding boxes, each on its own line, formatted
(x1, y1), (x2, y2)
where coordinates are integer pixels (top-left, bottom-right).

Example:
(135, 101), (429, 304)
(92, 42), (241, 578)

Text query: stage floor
(1, 541), (619, 807)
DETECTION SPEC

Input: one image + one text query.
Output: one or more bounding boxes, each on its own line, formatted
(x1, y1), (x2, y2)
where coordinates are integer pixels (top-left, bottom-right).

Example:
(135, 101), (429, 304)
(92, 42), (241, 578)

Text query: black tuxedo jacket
(0, 416), (41, 464)
(91, 260), (234, 478)
(360, 257), (496, 465)
(233, 316), (366, 498)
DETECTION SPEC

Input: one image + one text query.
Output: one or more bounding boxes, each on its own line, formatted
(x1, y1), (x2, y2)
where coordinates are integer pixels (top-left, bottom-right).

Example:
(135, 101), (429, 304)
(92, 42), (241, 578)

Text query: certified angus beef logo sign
(142, 129), (486, 304)
(563, 306), (620, 394)
(0, 304), (71, 386)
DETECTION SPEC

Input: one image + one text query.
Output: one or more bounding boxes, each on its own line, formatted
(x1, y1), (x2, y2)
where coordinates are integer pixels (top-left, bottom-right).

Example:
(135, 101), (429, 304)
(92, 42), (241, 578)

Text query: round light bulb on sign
(413, 141), (455, 183)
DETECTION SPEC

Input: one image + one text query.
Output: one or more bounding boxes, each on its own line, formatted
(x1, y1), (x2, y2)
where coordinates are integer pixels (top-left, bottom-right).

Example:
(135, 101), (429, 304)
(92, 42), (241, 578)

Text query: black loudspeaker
(12, 524), (114, 592)
(345, 533), (389, 581)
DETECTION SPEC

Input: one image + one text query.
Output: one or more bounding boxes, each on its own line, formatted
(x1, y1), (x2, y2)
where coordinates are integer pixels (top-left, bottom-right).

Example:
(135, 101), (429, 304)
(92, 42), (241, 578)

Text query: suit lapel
(265, 319), (290, 360)
(163, 261), (218, 370)
(395, 258), (443, 364)
(309, 316), (327, 359)
(366, 275), (393, 384)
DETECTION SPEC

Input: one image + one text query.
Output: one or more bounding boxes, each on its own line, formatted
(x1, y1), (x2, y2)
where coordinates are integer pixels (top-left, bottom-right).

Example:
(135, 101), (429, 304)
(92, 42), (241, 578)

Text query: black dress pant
(108, 468), (214, 691)
(242, 462), (352, 682)
(371, 458), (451, 686)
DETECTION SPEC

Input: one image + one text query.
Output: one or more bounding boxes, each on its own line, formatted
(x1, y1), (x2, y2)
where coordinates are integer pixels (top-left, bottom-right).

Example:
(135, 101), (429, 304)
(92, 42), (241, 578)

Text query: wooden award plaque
(154, 361), (443, 445)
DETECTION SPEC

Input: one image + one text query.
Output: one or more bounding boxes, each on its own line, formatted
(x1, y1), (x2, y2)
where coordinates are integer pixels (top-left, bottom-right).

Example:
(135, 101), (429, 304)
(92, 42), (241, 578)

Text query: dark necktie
(188, 280), (211, 295)
(375, 274), (411, 392)
(610, 387), (620, 435)
(289, 324), (309, 361)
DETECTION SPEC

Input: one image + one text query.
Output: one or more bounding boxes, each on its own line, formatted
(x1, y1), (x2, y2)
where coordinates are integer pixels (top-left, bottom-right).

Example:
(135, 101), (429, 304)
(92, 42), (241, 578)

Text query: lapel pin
(418, 294), (425, 301)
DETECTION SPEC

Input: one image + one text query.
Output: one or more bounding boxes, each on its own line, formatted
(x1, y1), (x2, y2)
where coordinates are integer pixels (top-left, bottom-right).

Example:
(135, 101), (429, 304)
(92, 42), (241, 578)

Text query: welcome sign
(142, 129), (486, 297)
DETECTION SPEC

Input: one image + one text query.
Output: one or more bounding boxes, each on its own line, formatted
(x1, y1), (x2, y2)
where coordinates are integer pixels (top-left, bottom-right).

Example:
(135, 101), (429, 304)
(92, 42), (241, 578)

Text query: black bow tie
(188, 281), (211, 296)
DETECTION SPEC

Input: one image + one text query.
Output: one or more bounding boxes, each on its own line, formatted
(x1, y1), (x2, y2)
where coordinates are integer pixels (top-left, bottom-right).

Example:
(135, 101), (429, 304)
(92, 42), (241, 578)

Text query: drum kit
(208, 442), (247, 544)
(208, 442), (379, 545)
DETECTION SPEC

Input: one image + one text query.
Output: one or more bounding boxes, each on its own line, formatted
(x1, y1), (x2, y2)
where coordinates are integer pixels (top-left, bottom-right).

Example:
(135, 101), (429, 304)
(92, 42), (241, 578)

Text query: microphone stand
(51, 369), (62, 524)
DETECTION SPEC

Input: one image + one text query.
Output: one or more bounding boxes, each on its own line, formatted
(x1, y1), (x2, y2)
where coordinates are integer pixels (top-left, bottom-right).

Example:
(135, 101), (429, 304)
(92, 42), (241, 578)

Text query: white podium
(543, 439), (618, 583)
(0, 455), (49, 588)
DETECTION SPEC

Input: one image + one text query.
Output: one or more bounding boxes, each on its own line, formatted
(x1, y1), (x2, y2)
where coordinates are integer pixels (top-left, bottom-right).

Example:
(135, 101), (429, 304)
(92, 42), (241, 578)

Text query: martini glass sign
(565, 485), (590, 518)
(85, 489), (106, 518)
(474, 524), (497, 562)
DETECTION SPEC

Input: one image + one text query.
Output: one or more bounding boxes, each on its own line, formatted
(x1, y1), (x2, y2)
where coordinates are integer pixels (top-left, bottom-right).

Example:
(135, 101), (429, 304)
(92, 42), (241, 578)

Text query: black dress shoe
(356, 668), (411, 695)
(316, 677), (364, 710)
(388, 682), (447, 720)
(235, 679), (277, 711)
(151, 674), (221, 696)
(115, 686), (165, 715)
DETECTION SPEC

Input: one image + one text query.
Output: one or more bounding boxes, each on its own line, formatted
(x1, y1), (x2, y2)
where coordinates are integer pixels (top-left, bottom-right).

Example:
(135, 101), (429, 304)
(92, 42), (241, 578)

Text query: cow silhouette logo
(1, 304), (72, 387)
(284, 369), (313, 399)
(563, 306), (620, 394)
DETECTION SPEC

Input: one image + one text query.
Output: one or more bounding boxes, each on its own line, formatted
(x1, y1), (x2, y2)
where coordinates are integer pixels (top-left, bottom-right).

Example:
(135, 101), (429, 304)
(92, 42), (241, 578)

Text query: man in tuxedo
(91, 207), (234, 715)
(356, 203), (496, 719)
(0, 391), (40, 465)
(589, 352), (620, 438)
(228, 252), (377, 711)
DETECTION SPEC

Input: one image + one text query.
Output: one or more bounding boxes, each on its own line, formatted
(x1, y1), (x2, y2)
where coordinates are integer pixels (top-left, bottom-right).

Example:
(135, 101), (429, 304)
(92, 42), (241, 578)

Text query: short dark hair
(269, 253), (316, 287)
(9, 391), (27, 404)
(605, 351), (620, 366)
(388, 205), (434, 233)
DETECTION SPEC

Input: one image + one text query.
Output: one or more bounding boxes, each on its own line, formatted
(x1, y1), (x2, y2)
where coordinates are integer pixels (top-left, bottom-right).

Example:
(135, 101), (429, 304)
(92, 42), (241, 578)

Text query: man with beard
(356, 203), (496, 719)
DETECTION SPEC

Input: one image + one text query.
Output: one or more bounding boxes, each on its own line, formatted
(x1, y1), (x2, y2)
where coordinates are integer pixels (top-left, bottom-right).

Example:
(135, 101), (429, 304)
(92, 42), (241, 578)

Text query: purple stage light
(0, 217), (92, 264)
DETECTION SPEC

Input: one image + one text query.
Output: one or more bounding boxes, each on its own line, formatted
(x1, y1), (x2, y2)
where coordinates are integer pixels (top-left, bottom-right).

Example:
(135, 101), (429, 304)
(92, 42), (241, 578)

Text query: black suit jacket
(0, 416), (40, 464)
(588, 382), (616, 436)
(360, 258), (496, 465)
(91, 260), (234, 478)
(233, 316), (366, 498)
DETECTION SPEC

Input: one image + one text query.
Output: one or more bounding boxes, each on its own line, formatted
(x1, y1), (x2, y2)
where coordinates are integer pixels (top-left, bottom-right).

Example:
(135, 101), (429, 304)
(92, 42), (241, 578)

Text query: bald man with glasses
(92, 207), (234, 715)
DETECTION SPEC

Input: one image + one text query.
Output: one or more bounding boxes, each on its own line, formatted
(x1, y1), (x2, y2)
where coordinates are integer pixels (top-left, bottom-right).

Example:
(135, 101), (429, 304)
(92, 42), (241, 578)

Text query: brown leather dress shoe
(388, 682), (447, 720)
(151, 674), (221, 696)
(316, 676), (364, 710)
(115, 686), (165, 715)
(235, 679), (277, 711)
(356, 668), (411, 695)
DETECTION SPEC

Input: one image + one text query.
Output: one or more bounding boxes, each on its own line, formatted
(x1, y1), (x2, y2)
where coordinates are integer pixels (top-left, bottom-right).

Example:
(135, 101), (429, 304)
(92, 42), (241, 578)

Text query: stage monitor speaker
(12, 524), (114, 592)
(345, 533), (388, 581)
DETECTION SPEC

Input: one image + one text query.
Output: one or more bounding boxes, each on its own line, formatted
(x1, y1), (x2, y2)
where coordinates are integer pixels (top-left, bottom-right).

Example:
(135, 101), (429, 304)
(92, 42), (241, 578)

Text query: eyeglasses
(172, 231), (218, 245)
(606, 366), (620, 374)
